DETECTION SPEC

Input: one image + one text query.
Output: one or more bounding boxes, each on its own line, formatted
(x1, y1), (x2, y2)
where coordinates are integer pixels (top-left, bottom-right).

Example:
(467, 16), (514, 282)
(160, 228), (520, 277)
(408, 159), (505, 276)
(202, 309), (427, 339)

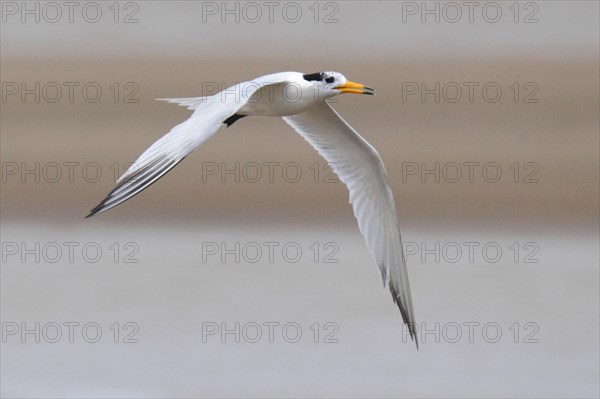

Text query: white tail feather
(155, 97), (208, 110)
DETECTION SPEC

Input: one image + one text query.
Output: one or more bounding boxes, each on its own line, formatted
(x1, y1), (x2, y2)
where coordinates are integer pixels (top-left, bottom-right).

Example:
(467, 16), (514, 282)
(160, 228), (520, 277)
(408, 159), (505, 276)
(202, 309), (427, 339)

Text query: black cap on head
(302, 72), (324, 82)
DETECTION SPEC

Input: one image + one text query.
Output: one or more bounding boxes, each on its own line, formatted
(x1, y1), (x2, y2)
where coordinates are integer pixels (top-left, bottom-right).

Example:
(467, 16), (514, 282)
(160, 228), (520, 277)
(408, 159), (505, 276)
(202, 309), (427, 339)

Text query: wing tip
(85, 156), (184, 221)
(85, 207), (103, 219)
(85, 198), (110, 218)
(390, 285), (418, 349)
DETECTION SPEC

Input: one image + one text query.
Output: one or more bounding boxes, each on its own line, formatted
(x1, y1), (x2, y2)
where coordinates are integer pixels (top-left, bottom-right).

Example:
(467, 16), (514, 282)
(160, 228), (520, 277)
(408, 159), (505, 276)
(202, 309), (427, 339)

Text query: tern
(87, 71), (417, 346)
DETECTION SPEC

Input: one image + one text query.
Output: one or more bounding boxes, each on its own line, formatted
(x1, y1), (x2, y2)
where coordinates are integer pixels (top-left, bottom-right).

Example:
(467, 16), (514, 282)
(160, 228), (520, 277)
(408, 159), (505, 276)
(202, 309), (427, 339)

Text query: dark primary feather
(390, 284), (418, 349)
(86, 156), (184, 218)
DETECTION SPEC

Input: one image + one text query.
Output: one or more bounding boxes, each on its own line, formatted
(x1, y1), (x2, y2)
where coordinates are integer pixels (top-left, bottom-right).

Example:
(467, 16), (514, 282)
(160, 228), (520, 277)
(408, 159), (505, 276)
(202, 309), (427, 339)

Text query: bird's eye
(325, 76), (335, 84)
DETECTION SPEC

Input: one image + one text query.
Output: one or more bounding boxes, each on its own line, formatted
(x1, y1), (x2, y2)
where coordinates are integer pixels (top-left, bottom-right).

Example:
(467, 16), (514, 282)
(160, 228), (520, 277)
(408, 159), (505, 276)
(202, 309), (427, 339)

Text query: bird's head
(302, 71), (375, 98)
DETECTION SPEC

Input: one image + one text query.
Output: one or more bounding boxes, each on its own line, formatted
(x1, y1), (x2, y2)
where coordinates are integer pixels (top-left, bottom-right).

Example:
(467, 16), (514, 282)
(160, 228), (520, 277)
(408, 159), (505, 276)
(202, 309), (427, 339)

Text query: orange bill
(336, 80), (375, 95)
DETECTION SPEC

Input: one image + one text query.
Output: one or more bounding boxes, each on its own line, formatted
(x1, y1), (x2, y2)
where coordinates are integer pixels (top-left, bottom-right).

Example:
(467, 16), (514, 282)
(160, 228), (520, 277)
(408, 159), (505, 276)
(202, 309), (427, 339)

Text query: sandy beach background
(1, 1), (599, 397)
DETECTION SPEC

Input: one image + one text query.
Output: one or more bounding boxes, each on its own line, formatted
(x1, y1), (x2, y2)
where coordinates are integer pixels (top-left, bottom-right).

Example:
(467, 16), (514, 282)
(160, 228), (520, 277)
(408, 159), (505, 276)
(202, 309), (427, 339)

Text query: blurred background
(1, 1), (598, 397)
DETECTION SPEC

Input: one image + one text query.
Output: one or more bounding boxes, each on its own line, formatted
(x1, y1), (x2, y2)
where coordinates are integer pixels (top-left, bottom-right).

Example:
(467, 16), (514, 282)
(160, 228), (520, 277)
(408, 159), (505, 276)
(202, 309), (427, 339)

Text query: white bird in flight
(87, 71), (417, 346)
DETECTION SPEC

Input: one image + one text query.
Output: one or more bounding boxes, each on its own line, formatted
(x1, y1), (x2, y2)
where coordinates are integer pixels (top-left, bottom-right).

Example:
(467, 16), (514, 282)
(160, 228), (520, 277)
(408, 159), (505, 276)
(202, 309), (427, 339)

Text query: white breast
(238, 81), (323, 117)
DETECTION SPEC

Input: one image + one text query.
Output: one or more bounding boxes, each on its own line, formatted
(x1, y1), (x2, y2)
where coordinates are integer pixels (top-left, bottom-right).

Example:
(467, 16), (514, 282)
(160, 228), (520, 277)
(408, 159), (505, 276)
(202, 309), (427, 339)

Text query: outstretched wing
(283, 102), (417, 346)
(87, 73), (294, 217)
